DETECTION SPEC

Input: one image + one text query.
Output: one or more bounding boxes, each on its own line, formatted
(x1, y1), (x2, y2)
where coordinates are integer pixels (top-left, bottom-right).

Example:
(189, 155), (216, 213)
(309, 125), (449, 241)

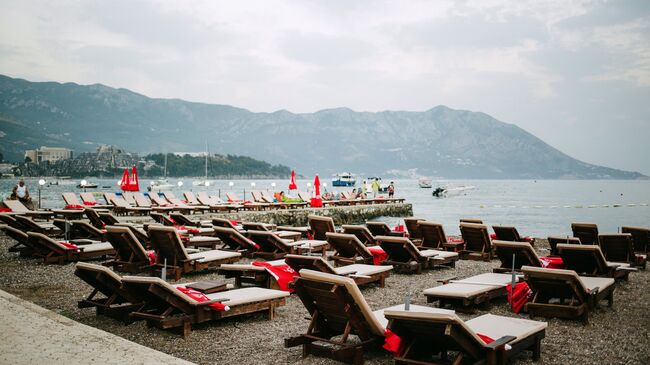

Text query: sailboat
(193, 142), (212, 187)
(151, 153), (175, 190)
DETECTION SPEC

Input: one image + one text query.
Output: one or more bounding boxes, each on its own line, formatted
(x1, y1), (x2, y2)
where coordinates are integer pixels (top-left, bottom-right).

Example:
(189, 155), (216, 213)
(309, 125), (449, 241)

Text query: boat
(193, 142), (212, 187)
(432, 184), (476, 198)
(77, 183), (98, 189)
(418, 177), (432, 188)
(332, 172), (356, 187)
(151, 154), (176, 190)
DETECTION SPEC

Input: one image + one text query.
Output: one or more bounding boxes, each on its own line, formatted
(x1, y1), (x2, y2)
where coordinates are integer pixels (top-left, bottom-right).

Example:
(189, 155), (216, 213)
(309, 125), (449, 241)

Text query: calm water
(1, 178), (648, 238)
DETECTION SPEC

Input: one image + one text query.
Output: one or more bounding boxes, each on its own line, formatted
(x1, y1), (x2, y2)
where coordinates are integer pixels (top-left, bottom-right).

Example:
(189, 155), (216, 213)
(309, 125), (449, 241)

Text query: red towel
(58, 241), (79, 251)
(229, 220), (239, 227)
(367, 246), (388, 265)
(477, 333), (495, 344)
(383, 328), (404, 355)
(539, 256), (564, 269)
(175, 225), (199, 234)
(394, 225), (405, 232)
(506, 282), (533, 313)
(252, 262), (297, 292)
(447, 236), (464, 243)
(83, 201), (97, 206)
(0, 208), (12, 212)
(64, 204), (84, 210)
(146, 250), (157, 265)
(176, 286), (229, 311)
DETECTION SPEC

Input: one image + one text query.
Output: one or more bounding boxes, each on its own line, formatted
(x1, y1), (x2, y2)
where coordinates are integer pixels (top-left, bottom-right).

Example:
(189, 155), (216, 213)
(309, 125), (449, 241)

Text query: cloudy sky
(1, 0), (649, 174)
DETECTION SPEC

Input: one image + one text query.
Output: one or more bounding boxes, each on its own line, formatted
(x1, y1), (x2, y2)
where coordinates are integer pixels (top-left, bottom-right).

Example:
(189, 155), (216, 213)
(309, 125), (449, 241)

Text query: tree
(24, 156), (32, 163)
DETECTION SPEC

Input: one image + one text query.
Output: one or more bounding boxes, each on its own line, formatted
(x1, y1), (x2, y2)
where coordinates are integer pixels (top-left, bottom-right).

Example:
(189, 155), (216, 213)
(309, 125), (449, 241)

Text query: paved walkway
(0, 289), (194, 364)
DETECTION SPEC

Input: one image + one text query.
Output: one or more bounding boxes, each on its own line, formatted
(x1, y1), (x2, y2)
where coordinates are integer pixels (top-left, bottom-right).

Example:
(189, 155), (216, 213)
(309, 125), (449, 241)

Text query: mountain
(0, 74), (645, 179)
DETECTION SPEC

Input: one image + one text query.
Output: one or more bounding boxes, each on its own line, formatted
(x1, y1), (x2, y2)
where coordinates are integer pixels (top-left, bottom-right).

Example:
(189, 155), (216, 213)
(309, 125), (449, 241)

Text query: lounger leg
(268, 304), (276, 320)
(182, 320), (191, 337)
(608, 292), (614, 308)
(532, 338), (541, 361)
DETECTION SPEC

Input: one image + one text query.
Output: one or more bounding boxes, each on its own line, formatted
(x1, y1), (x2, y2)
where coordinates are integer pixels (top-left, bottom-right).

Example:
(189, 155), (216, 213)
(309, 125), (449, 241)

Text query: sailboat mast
(204, 141), (208, 179)
(164, 153), (167, 178)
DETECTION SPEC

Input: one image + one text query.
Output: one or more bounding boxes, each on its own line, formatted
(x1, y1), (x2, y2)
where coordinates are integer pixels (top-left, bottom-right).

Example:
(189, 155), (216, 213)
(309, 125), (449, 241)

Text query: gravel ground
(0, 235), (648, 365)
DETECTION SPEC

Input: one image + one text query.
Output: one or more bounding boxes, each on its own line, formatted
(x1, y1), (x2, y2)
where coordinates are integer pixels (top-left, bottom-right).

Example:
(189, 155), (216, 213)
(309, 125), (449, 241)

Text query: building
(25, 147), (73, 163)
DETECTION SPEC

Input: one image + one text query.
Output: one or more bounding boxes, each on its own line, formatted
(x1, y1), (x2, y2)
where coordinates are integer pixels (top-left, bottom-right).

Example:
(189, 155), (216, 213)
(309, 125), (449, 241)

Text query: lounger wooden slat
(621, 226), (650, 258)
(557, 243), (635, 280)
(493, 240), (543, 273)
(599, 233), (646, 269)
(104, 225), (152, 273)
(547, 236), (581, 256)
(327, 232), (375, 266)
(376, 236), (458, 273)
(284, 254), (391, 287)
(423, 273), (521, 312)
(27, 232), (115, 264)
(571, 222), (599, 246)
(459, 223), (493, 261)
(247, 230), (327, 259)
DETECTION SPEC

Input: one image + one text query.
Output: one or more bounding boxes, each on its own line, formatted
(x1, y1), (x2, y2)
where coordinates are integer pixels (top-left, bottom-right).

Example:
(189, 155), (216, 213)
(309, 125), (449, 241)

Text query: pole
(38, 187), (41, 209)
(511, 253), (516, 311)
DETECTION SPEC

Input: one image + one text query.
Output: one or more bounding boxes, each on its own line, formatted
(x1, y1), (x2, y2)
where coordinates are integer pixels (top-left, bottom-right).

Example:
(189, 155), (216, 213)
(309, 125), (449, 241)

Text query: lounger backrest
(621, 226), (650, 254)
(196, 192), (213, 205)
(183, 192), (199, 205)
(418, 221), (447, 249)
(226, 192), (240, 201)
(213, 227), (255, 250)
(571, 223), (599, 246)
(460, 223), (491, 253)
(376, 236), (423, 263)
(133, 193), (153, 207)
(341, 225), (376, 246)
(493, 241), (542, 269)
(326, 232), (373, 260)
(522, 265), (589, 302)
(109, 194), (131, 208)
(247, 230), (288, 253)
(3, 200), (29, 212)
(114, 223), (150, 245)
(147, 226), (190, 261)
(84, 208), (104, 229)
(547, 236), (580, 256)
(365, 221), (391, 236)
(285, 254), (338, 275)
(242, 222), (270, 232)
(80, 192), (100, 204)
(251, 191), (263, 202)
(170, 213), (193, 226)
(404, 218), (423, 239)
(106, 225), (149, 262)
(122, 192), (137, 206)
(598, 234), (634, 263)
(460, 218), (483, 224)
(492, 225), (522, 242)
(62, 192), (81, 206)
(261, 195), (274, 204)
(99, 212), (120, 226)
(14, 215), (43, 231)
(297, 269), (385, 336)
(122, 276), (198, 312)
(27, 232), (67, 255)
(74, 262), (137, 302)
(557, 243), (608, 275)
(71, 220), (104, 239)
(1, 225), (28, 245)
(149, 212), (167, 225)
(308, 215), (335, 240)
(148, 193), (169, 206)
(211, 218), (237, 229)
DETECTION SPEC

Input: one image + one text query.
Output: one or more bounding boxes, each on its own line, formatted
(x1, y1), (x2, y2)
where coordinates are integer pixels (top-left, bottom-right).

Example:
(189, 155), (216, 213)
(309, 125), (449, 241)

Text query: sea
(1, 178), (648, 238)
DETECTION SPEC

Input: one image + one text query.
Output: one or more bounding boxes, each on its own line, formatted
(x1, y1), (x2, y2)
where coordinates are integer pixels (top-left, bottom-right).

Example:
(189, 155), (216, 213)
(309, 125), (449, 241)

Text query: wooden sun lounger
(211, 217), (244, 231)
(571, 222), (599, 246)
(418, 221), (462, 250)
(522, 265), (615, 323)
(163, 191), (209, 213)
(27, 232), (115, 264)
(74, 262), (142, 320)
(285, 269), (454, 364)
(84, 208), (106, 229)
(196, 192), (242, 212)
(365, 221), (405, 238)
(2, 200), (54, 220)
(184, 191), (231, 212)
(242, 222), (301, 241)
(327, 232), (375, 266)
(13, 215), (62, 236)
(104, 225), (152, 273)
(423, 273), (521, 312)
(384, 311), (546, 365)
(403, 217), (424, 243)
(213, 227), (258, 256)
(376, 236), (458, 273)
(147, 225), (241, 280)
(557, 243), (636, 280)
(218, 259), (287, 289)
(547, 236), (581, 256)
(131, 192), (174, 212)
(104, 193), (151, 216)
(285, 254), (391, 287)
(69, 220), (106, 241)
(0, 225), (32, 255)
(342, 225), (378, 246)
(121, 275), (289, 336)
(78, 192), (113, 210)
(147, 193), (194, 214)
(599, 233), (646, 269)
(226, 192), (268, 211)
(459, 223), (493, 261)
(492, 225), (535, 245)
(621, 226), (650, 258)
(493, 240), (543, 273)
(247, 230), (328, 259)
(307, 215), (336, 240)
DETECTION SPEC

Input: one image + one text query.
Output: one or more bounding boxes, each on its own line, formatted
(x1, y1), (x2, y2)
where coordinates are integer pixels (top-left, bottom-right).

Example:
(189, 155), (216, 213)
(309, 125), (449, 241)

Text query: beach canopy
(310, 175), (323, 208)
(119, 165), (140, 192)
(289, 170), (298, 191)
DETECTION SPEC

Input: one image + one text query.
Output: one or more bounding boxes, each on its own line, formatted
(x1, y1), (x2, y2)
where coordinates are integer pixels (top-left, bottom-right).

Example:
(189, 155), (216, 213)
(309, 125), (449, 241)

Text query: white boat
(418, 177), (432, 188)
(332, 172), (356, 187)
(432, 185), (476, 198)
(151, 154), (176, 190)
(193, 142), (212, 187)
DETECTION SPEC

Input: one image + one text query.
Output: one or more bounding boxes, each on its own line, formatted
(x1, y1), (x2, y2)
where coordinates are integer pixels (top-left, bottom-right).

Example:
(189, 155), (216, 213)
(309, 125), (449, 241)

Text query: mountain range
(0, 74), (645, 179)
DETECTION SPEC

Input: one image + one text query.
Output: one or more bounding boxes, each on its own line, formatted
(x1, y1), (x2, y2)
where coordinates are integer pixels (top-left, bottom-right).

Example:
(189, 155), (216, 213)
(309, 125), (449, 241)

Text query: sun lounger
(285, 269), (454, 364)
(571, 222), (599, 246)
(403, 217), (424, 243)
(104, 193), (150, 216)
(342, 224), (378, 246)
(376, 236), (459, 273)
(104, 225), (152, 273)
(147, 193), (194, 214)
(384, 311), (546, 364)
(69, 220), (106, 240)
(418, 221), (464, 251)
(213, 226), (259, 255)
(522, 265), (615, 323)
(163, 191), (209, 213)
(196, 192), (242, 211)
(226, 192), (268, 210)
(147, 225), (241, 280)
(365, 221), (405, 238)
(242, 222), (301, 241)
(621, 226), (650, 258)
(14, 215), (62, 236)
(285, 254), (392, 287)
(557, 243), (635, 280)
(79, 192), (113, 209)
(307, 215), (336, 240)
(121, 275), (289, 336)
(211, 217), (244, 231)
(184, 191), (230, 212)
(547, 236), (580, 256)
(459, 223), (493, 261)
(327, 232), (375, 265)
(74, 262), (142, 320)
(493, 241), (544, 273)
(424, 273), (521, 312)
(169, 213), (215, 234)
(0, 225), (32, 255)
(2, 200), (54, 219)
(218, 259), (288, 289)
(599, 233), (646, 269)
(131, 192), (174, 212)
(492, 225), (535, 245)
(27, 232), (115, 264)
(84, 208), (106, 229)
(247, 230), (328, 259)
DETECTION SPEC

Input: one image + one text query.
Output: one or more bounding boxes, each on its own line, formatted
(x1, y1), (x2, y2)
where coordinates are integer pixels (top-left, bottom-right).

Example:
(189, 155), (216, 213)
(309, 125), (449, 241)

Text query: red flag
(310, 175), (323, 207)
(288, 170), (298, 190)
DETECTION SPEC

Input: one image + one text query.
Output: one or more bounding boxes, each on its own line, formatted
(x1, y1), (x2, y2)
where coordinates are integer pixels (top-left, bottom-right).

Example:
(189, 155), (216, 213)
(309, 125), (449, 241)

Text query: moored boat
(418, 176), (432, 188)
(332, 172), (356, 187)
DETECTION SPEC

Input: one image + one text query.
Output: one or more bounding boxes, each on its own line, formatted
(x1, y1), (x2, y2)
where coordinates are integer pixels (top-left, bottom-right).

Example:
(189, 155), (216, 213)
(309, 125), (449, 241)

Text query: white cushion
(465, 314), (547, 345)
(423, 283), (501, 299)
(188, 250), (241, 263)
(334, 264), (393, 276)
(578, 276), (615, 292)
(205, 287), (289, 306)
(82, 242), (115, 253)
(372, 304), (454, 329)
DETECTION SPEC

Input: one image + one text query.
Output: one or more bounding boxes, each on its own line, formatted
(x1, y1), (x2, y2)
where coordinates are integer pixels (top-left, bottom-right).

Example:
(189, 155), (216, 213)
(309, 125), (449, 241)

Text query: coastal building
(24, 147), (73, 163)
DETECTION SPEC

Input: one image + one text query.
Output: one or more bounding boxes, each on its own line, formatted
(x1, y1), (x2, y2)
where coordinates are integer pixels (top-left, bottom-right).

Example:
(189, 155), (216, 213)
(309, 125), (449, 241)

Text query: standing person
(371, 178), (380, 197)
(388, 181), (395, 198)
(10, 179), (34, 210)
(361, 180), (368, 196)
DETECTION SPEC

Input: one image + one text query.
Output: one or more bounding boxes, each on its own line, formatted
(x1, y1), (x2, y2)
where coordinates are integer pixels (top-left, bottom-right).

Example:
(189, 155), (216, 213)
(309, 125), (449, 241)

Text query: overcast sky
(1, 0), (649, 174)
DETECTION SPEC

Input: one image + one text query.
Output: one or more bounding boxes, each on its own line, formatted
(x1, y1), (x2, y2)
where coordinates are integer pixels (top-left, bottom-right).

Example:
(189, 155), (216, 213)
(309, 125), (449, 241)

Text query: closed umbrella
(310, 175), (323, 208)
(119, 168), (129, 191)
(289, 170), (298, 191)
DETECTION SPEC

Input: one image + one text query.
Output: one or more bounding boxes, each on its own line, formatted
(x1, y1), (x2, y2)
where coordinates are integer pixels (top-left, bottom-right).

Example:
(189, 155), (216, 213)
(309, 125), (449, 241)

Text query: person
(361, 181), (368, 196)
(371, 178), (380, 197)
(10, 179), (34, 210)
(388, 181), (395, 198)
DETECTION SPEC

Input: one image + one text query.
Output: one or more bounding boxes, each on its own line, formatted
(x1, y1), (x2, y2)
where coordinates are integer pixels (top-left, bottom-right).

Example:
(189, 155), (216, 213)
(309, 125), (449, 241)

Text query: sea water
(1, 178), (648, 238)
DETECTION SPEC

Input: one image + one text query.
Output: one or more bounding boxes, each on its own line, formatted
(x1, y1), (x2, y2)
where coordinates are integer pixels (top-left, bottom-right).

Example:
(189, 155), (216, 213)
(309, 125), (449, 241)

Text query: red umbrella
(129, 165), (140, 191)
(119, 168), (129, 191)
(288, 170), (298, 191)
(310, 175), (323, 208)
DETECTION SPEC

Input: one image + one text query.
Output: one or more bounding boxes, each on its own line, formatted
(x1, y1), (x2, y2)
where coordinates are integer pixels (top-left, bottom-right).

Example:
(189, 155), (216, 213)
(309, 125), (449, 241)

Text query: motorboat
(418, 177), (432, 188)
(332, 172), (356, 187)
